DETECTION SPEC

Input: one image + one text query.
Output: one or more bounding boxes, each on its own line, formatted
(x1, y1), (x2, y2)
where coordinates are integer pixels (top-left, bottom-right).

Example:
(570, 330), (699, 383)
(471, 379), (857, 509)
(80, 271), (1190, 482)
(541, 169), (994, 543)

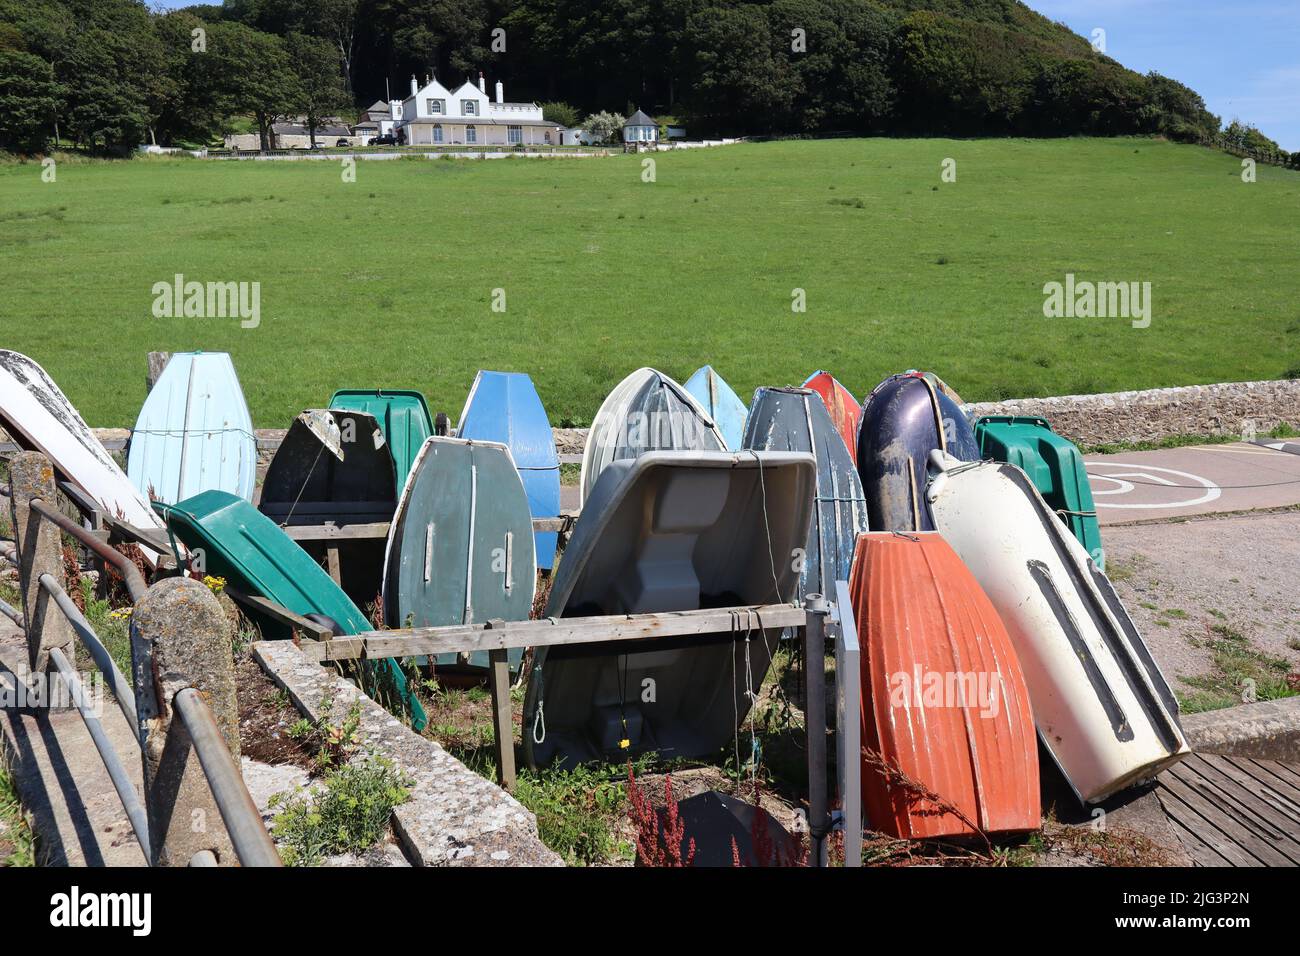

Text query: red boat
(802, 371), (861, 465)
(849, 532), (1040, 839)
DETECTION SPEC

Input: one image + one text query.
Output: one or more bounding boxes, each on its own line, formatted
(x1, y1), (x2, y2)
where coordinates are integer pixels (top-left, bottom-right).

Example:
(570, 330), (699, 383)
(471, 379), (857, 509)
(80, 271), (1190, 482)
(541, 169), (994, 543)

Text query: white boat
(127, 351), (257, 504)
(579, 368), (725, 507)
(927, 452), (1189, 803)
(0, 350), (164, 543)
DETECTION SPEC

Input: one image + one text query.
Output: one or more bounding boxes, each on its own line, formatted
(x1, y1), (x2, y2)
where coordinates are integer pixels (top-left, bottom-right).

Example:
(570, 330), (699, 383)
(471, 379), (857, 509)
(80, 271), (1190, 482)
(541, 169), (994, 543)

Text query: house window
(433, 124), (443, 144)
(466, 125), (477, 144)
(427, 98), (444, 115)
(507, 125), (522, 144)
(462, 100), (477, 116)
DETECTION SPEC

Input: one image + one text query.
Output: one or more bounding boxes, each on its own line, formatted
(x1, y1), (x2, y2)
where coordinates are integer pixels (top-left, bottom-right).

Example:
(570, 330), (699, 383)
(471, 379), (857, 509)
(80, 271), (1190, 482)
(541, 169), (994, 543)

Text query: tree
(209, 21), (302, 151)
(0, 49), (62, 152)
(287, 31), (350, 146)
(581, 110), (624, 143)
(541, 100), (579, 128)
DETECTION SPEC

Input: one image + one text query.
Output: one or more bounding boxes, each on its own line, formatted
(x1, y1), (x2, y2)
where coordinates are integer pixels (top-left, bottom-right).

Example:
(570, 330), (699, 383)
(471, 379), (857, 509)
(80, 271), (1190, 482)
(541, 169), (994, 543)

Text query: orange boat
(849, 532), (1040, 839)
(802, 371), (861, 465)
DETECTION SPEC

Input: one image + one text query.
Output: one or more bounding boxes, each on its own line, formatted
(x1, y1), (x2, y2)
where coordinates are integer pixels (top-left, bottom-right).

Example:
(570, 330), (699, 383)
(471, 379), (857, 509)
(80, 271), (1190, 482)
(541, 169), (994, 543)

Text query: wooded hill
(0, 0), (1288, 156)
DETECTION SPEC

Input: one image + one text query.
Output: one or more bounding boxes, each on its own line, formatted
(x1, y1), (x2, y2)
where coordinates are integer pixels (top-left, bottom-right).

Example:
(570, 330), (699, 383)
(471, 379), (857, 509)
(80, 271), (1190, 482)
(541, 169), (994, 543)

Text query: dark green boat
(973, 415), (1104, 569)
(156, 490), (426, 729)
(329, 389), (434, 494)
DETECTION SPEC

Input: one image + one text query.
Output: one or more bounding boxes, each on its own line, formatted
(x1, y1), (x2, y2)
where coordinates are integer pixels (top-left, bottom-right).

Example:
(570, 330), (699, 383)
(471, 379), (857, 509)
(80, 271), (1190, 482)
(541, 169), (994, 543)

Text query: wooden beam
(486, 633), (515, 792)
(282, 522), (391, 542)
(304, 603), (805, 662)
(224, 586), (333, 643)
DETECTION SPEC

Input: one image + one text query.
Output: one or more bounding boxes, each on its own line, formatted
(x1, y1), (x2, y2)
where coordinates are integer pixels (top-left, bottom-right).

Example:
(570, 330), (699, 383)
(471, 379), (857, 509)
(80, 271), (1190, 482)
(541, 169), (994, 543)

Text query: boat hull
(802, 371), (861, 465)
(0, 350), (163, 558)
(683, 366), (748, 451)
(157, 490), (425, 730)
(329, 388), (433, 495)
(580, 367), (725, 506)
(524, 451), (816, 769)
(928, 457), (1188, 803)
(382, 437), (536, 671)
(128, 352), (256, 505)
(258, 409), (397, 607)
(455, 371), (562, 572)
(743, 386), (868, 602)
(849, 532), (1040, 838)
(974, 415), (1104, 569)
(857, 372), (979, 532)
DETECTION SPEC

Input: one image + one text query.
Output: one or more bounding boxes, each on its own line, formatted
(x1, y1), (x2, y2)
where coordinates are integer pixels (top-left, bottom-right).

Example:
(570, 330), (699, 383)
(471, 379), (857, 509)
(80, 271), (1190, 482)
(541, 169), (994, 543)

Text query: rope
(531, 658), (546, 744)
(281, 437), (328, 529)
(749, 451), (783, 604)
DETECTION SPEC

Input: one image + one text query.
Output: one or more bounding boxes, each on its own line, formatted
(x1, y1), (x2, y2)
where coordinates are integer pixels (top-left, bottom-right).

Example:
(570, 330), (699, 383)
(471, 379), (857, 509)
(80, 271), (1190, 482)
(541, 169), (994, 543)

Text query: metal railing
(4, 472), (281, 866)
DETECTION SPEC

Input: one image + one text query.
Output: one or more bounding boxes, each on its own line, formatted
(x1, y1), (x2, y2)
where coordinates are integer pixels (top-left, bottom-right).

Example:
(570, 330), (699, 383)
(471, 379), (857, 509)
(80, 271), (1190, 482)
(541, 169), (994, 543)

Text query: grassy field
(1, 137), (1298, 428)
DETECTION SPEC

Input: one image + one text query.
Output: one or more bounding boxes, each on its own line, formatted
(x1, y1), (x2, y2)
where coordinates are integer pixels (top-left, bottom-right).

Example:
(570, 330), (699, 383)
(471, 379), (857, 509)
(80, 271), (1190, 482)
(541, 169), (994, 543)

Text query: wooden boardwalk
(1156, 753), (1300, 866)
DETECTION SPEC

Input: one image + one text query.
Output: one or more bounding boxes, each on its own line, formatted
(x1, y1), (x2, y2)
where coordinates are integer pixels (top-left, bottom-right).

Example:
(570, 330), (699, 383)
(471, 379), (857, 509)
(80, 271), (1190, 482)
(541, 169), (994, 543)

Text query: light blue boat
(127, 352), (256, 504)
(456, 371), (562, 571)
(683, 366), (747, 451)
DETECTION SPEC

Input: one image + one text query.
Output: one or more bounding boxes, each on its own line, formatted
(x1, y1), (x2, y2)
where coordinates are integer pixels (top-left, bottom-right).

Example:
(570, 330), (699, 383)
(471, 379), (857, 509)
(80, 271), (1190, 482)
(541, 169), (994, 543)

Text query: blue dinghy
(857, 371), (979, 532)
(456, 371), (562, 571)
(683, 366), (748, 451)
(128, 352), (256, 504)
(743, 387), (868, 602)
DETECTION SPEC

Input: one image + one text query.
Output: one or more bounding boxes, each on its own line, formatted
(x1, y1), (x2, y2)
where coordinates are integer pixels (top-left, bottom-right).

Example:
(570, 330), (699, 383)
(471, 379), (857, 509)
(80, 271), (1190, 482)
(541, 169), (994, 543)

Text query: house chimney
(479, 71), (486, 93)
(390, 99), (400, 120)
(495, 80), (503, 104)
(410, 75), (418, 96)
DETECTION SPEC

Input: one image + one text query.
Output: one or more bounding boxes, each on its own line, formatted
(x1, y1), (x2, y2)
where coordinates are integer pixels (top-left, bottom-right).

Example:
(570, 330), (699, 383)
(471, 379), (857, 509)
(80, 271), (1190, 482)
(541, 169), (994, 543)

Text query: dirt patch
(236, 655), (318, 773)
(1103, 512), (1300, 710)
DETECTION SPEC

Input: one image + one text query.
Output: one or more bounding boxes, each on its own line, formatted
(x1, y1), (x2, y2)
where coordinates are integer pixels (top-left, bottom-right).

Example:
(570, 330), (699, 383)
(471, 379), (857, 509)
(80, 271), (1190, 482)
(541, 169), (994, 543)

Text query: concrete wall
(963, 379), (1300, 447)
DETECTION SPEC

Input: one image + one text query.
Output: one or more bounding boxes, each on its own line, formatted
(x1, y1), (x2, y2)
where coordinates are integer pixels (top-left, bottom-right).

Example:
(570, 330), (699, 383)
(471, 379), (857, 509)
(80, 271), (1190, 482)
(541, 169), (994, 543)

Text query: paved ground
(1103, 511), (1300, 692)
(1086, 443), (1300, 524)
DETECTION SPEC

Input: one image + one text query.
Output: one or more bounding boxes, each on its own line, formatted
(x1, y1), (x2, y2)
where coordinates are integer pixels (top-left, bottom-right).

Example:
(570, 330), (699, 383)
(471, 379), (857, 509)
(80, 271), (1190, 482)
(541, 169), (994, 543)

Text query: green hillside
(1, 137), (1297, 427)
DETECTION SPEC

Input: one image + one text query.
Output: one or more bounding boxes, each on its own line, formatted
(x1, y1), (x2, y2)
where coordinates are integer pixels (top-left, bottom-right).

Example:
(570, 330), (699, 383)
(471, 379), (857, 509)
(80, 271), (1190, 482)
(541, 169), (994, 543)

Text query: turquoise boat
(329, 389), (433, 493)
(155, 491), (426, 730)
(683, 366), (748, 451)
(382, 437), (536, 672)
(974, 415), (1104, 569)
(128, 351), (257, 504)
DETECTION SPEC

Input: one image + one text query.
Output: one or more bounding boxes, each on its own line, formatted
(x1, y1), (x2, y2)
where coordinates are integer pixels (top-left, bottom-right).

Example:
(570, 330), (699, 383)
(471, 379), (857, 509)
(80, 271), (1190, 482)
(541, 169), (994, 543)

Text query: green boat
(973, 415), (1104, 569)
(155, 490), (427, 729)
(329, 389), (434, 493)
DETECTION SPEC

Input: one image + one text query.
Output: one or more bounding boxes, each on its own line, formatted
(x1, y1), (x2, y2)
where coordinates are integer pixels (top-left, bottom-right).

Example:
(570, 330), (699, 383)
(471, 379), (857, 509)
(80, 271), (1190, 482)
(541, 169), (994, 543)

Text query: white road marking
(1085, 462), (1222, 510)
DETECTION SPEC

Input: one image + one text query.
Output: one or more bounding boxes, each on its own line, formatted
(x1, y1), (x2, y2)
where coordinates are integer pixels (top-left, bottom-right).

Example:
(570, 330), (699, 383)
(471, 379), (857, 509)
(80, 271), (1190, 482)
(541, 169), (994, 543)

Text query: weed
(270, 756), (411, 866)
(1178, 621), (1297, 713)
(0, 744), (36, 867)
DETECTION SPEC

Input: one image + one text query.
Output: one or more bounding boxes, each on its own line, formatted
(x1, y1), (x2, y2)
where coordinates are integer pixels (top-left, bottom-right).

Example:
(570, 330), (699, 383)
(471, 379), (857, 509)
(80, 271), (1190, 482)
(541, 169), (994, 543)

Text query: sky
(1025, 0), (1300, 149)
(148, 0), (1300, 149)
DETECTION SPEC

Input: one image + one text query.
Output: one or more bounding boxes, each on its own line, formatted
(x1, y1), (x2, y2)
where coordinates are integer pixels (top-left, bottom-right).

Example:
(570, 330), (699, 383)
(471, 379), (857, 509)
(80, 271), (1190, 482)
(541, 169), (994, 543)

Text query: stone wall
(962, 379), (1300, 448)
(6, 379), (1297, 461)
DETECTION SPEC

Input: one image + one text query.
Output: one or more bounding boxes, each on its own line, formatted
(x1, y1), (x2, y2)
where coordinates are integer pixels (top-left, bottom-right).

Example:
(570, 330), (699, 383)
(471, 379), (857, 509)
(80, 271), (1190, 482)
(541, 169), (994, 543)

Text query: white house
(394, 73), (561, 146)
(623, 109), (658, 144)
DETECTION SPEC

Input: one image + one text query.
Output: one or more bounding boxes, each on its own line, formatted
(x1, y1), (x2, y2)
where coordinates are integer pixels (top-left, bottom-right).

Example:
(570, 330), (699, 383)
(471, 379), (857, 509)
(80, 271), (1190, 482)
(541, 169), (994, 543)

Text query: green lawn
(1, 138), (1297, 428)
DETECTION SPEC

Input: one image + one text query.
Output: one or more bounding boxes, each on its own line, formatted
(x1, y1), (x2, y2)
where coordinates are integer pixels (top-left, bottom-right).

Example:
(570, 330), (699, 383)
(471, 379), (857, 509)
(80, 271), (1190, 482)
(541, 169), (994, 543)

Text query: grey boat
(523, 450), (816, 769)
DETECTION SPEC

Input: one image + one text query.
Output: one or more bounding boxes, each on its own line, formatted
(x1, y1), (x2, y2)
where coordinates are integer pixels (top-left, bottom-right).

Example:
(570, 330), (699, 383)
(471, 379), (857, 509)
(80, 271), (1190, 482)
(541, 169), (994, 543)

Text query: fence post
(803, 592), (831, 868)
(7, 451), (74, 674)
(131, 577), (240, 866)
(146, 351), (171, 394)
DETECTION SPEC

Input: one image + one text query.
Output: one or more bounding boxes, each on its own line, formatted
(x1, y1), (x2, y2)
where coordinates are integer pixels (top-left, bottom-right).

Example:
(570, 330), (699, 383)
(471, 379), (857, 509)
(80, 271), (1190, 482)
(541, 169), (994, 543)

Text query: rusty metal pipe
(29, 497), (147, 603)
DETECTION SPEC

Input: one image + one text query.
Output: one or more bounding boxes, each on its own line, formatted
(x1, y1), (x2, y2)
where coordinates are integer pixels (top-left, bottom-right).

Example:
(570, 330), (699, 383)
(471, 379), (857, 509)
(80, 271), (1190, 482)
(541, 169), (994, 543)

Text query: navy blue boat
(743, 387), (868, 602)
(857, 372), (979, 532)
